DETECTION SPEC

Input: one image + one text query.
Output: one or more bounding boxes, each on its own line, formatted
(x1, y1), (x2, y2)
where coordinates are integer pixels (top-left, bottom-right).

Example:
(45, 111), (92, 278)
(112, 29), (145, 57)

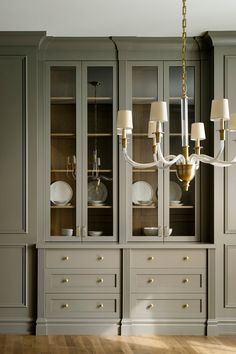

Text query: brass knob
(148, 278), (154, 284)
(183, 278), (189, 283)
(148, 256), (155, 261)
(97, 278), (104, 283)
(183, 303), (189, 309)
(97, 256), (104, 261)
(147, 303), (154, 309)
(62, 256), (69, 261)
(62, 304), (69, 308)
(97, 303), (104, 309)
(63, 278), (69, 283)
(183, 256), (190, 261)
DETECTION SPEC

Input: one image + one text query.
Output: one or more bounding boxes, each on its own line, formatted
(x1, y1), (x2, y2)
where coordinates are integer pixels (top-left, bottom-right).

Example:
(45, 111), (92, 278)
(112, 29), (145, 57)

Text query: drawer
(131, 268), (205, 293)
(131, 294), (206, 319)
(45, 294), (120, 318)
(131, 249), (206, 268)
(45, 269), (120, 293)
(45, 249), (120, 269)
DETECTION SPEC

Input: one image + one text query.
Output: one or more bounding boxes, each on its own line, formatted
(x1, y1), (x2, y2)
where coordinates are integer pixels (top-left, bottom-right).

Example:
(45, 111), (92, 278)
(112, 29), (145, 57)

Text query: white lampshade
(229, 113), (236, 131)
(148, 121), (157, 138)
(117, 110), (133, 135)
(191, 122), (206, 141)
(150, 101), (168, 123)
(210, 99), (230, 121)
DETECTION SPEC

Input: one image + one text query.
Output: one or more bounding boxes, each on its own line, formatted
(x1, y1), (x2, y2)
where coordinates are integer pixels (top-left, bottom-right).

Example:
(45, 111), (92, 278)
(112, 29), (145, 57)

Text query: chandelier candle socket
(117, 0), (236, 191)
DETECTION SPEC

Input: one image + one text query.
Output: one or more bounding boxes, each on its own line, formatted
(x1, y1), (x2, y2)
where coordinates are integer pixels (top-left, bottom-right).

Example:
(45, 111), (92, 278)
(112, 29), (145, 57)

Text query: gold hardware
(183, 278), (189, 283)
(97, 256), (104, 261)
(148, 278), (154, 284)
(76, 226), (81, 237)
(148, 256), (155, 261)
(182, 0), (187, 99)
(62, 304), (69, 308)
(183, 303), (189, 309)
(97, 278), (104, 283)
(147, 303), (154, 309)
(176, 163), (195, 191)
(183, 256), (190, 261)
(219, 119), (226, 141)
(63, 278), (69, 283)
(97, 303), (104, 309)
(62, 256), (69, 261)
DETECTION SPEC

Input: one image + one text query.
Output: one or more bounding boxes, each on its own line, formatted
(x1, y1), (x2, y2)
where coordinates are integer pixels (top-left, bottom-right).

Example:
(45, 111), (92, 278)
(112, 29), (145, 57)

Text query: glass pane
(50, 67), (77, 236)
(132, 66), (159, 238)
(169, 66), (196, 237)
(87, 67), (113, 237)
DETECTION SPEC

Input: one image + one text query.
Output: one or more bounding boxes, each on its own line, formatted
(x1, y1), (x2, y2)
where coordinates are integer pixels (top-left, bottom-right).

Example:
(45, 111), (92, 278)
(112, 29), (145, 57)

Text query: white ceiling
(1, 0), (236, 37)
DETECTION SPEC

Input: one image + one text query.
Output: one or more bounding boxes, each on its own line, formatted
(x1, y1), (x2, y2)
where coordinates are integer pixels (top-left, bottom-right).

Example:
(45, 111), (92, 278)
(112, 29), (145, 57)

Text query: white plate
(132, 181), (153, 205)
(50, 181), (73, 205)
(88, 181), (108, 203)
(169, 181), (182, 202)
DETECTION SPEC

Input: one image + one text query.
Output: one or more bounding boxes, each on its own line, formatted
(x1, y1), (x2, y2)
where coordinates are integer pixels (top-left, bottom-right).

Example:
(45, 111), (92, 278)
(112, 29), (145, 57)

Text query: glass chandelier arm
(157, 143), (185, 167)
(122, 148), (157, 169)
(189, 140), (225, 165)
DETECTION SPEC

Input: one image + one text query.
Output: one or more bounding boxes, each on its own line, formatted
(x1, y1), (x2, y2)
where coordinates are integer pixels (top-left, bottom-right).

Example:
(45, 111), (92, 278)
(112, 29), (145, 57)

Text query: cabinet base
(207, 319), (236, 336)
(36, 318), (120, 335)
(121, 318), (207, 336)
(0, 318), (34, 334)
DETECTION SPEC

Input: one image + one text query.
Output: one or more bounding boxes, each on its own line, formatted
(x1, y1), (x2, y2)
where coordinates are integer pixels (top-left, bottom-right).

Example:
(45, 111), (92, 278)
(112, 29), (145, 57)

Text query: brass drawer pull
(148, 256), (155, 261)
(148, 278), (155, 284)
(97, 303), (104, 309)
(62, 303), (69, 308)
(62, 256), (69, 261)
(183, 278), (189, 283)
(97, 278), (104, 283)
(183, 256), (190, 261)
(147, 303), (154, 309)
(62, 278), (69, 283)
(97, 256), (104, 261)
(183, 303), (190, 309)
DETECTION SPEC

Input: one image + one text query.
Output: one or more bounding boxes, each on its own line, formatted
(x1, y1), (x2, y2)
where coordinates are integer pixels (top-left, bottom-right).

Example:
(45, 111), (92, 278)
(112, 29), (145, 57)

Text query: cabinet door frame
(44, 61), (82, 241)
(122, 60), (164, 242)
(81, 61), (118, 242)
(163, 60), (201, 242)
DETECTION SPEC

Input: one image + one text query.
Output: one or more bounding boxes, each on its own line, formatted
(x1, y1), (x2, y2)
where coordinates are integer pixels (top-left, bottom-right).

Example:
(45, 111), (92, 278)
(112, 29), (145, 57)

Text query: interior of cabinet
(50, 67), (76, 237)
(87, 67), (114, 237)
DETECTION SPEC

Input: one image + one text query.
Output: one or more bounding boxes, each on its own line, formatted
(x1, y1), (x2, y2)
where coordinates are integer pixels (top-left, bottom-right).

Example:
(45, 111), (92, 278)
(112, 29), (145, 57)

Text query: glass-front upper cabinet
(48, 62), (117, 241)
(127, 62), (164, 241)
(163, 62), (200, 241)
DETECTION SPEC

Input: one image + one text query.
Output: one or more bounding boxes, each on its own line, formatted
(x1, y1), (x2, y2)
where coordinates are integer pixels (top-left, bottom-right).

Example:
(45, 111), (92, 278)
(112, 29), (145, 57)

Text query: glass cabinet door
(83, 64), (117, 241)
(129, 64), (164, 241)
(164, 62), (200, 241)
(50, 65), (80, 239)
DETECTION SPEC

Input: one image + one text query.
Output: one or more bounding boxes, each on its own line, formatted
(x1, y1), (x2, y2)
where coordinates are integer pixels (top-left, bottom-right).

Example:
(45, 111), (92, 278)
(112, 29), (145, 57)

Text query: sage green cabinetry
(206, 32), (236, 335)
(0, 32), (45, 333)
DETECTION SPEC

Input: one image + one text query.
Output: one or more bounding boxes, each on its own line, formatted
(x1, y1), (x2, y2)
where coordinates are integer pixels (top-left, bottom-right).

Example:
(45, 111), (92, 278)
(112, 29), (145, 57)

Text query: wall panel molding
(224, 245), (236, 308)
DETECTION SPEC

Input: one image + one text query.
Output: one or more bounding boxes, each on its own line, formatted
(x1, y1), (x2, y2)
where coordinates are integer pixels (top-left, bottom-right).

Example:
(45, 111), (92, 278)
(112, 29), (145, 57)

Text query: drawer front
(131, 270), (205, 293)
(46, 294), (119, 318)
(131, 294), (206, 319)
(45, 249), (120, 269)
(45, 270), (119, 293)
(131, 249), (206, 268)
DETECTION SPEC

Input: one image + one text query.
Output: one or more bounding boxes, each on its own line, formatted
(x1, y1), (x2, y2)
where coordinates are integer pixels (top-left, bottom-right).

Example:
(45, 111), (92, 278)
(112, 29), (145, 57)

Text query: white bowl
(170, 200), (181, 205)
(169, 228), (173, 236)
(61, 228), (73, 236)
(143, 227), (159, 236)
(88, 231), (103, 236)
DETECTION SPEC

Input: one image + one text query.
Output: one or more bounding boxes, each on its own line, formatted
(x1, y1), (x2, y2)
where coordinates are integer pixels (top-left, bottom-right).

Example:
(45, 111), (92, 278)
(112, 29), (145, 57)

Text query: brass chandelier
(117, 0), (236, 191)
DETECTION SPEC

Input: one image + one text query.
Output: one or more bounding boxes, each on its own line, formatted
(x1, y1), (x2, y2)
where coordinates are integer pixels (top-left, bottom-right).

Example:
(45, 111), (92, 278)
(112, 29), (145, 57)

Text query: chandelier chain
(182, 0), (187, 98)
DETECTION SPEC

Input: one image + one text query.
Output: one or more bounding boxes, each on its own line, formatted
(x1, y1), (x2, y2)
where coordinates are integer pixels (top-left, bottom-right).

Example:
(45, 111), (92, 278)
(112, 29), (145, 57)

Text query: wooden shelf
(51, 97), (76, 104)
(88, 205), (112, 209)
(51, 133), (76, 138)
(133, 133), (148, 137)
(51, 205), (75, 209)
(88, 169), (112, 173)
(133, 204), (157, 209)
(51, 169), (73, 173)
(88, 97), (112, 103)
(169, 133), (191, 137)
(133, 169), (157, 173)
(88, 133), (112, 137)
(169, 205), (194, 209)
(132, 97), (156, 104)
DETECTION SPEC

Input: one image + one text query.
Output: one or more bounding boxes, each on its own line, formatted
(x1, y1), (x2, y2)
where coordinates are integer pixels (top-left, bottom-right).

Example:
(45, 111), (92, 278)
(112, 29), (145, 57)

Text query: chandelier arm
(189, 153), (236, 167)
(189, 140), (225, 164)
(122, 148), (157, 169)
(157, 143), (185, 167)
